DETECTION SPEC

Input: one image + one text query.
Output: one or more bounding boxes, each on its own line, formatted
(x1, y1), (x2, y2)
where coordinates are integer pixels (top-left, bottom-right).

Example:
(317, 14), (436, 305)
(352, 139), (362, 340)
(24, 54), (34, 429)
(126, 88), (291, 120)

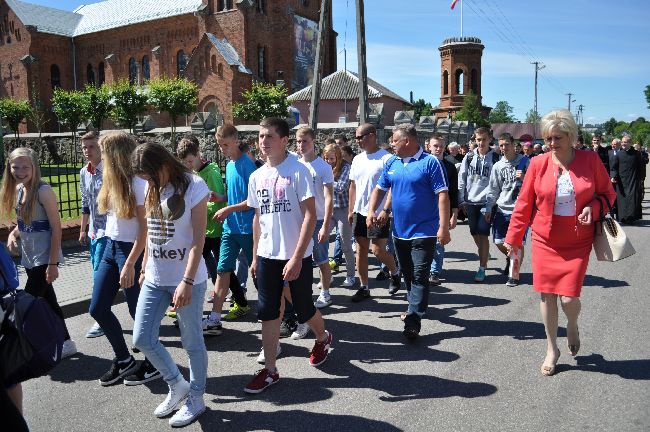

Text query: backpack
(0, 290), (66, 385)
(465, 150), (500, 168)
(0, 244), (19, 295)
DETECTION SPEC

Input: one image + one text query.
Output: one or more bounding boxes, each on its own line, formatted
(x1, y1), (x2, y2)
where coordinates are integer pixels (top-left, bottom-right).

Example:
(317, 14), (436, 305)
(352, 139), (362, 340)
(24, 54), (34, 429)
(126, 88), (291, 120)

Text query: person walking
(504, 110), (616, 376)
(610, 135), (645, 224)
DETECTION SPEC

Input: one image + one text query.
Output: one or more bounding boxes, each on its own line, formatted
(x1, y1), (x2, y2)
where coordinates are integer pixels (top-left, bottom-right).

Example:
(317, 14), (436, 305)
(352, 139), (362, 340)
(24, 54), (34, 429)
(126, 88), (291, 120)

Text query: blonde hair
(0, 147), (43, 224)
(97, 131), (137, 218)
(541, 109), (578, 145)
(323, 143), (343, 179)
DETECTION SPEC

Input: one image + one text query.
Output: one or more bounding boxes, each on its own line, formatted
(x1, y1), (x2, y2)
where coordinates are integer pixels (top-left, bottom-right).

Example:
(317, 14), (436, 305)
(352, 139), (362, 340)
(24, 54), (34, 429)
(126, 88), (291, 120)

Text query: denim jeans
(235, 250), (249, 292)
(89, 239), (142, 360)
(133, 280), (208, 397)
(89, 236), (108, 273)
(331, 207), (355, 278)
(381, 223), (399, 274)
(394, 237), (436, 317)
(332, 229), (343, 264)
(429, 242), (445, 275)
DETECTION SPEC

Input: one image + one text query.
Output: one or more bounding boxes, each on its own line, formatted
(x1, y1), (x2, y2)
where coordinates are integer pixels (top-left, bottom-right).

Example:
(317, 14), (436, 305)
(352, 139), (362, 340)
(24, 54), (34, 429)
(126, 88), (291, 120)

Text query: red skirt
(531, 215), (592, 297)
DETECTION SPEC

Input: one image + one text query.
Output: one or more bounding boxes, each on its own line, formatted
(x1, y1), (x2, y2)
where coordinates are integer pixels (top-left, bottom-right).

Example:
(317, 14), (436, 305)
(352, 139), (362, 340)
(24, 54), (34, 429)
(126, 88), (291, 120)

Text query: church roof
(204, 33), (252, 74)
(7, 0), (204, 37)
(287, 69), (409, 104)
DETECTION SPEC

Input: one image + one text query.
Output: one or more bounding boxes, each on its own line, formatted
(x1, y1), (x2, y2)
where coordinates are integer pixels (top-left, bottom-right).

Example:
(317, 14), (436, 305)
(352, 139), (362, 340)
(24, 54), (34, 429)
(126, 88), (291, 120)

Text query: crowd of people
(0, 109), (644, 427)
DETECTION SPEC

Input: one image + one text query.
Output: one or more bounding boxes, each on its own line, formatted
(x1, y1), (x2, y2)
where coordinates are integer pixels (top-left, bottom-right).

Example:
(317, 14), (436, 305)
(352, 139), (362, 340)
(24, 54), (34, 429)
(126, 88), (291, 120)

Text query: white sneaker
(154, 379), (191, 418)
(291, 323), (311, 340)
(256, 342), (282, 364)
(341, 277), (356, 288)
(169, 394), (206, 427)
(314, 292), (332, 309)
(61, 340), (77, 359)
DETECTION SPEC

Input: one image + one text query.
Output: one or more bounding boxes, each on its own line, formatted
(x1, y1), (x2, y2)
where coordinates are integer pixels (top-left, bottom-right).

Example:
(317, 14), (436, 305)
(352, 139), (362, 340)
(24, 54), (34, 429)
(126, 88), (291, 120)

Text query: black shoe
(123, 359), (162, 386)
(351, 287), (370, 302)
(131, 346), (140, 354)
(99, 356), (138, 386)
(503, 257), (510, 275)
(375, 269), (389, 281)
(403, 314), (421, 340)
(388, 273), (401, 295)
(279, 319), (298, 338)
(505, 278), (518, 287)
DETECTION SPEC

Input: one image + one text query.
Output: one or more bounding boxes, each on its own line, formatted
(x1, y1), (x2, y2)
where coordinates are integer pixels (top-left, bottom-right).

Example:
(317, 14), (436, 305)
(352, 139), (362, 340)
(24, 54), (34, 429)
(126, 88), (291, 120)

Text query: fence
(40, 140), (84, 221)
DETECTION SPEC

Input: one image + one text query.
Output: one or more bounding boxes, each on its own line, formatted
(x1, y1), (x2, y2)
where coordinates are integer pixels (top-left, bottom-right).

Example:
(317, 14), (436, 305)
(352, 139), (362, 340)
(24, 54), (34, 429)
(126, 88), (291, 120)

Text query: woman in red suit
(505, 110), (616, 376)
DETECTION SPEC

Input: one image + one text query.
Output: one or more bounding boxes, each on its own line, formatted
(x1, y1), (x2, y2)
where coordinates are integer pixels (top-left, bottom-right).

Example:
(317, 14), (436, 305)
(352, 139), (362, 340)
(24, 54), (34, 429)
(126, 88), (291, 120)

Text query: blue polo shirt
(224, 155), (257, 234)
(377, 148), (448, 239)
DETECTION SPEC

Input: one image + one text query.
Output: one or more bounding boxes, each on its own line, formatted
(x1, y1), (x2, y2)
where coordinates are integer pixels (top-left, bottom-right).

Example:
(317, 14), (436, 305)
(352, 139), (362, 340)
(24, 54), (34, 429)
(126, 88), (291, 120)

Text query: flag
(451, 0), (459, 10)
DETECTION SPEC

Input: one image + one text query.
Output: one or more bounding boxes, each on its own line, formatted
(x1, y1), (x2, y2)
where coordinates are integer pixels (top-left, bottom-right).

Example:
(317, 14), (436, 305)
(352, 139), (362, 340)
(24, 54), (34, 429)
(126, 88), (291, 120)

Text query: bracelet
(48, 263), (59, 267)
(181, 278), (194, 286)
(182, 276), (194, 282)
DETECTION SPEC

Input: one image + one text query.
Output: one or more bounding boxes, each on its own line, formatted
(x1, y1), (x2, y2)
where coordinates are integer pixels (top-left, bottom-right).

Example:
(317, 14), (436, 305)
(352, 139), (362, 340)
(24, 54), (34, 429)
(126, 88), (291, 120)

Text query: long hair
(97, 132), (137, 218)
(131, 142), (190, 220)
(323, 143), (343, 179)
(0, 147), (43, 224)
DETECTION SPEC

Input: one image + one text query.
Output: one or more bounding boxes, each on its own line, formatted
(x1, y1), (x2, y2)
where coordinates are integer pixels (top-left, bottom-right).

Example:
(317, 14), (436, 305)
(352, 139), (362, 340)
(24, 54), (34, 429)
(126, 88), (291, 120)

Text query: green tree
(52, 88), (86, 145)
(602, 117), (618, 136)
(109, 79), (148, 133)
(232, 82), (289, 122)
(147, 77), (198, 144)
(412, 98), (433, 122)
(0, 98), (32, 144)
(81, 84), (112, 131)
(454, 91), (489, 127)
(488, 100), (516, 123)
(524, 109), (541, 124)
(645, 85), (650, 109)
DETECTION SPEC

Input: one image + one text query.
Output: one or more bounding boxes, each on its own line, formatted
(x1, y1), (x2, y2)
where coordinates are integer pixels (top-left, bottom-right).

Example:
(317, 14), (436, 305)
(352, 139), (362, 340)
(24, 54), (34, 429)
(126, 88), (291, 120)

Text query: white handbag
(593, 196), (636, 262)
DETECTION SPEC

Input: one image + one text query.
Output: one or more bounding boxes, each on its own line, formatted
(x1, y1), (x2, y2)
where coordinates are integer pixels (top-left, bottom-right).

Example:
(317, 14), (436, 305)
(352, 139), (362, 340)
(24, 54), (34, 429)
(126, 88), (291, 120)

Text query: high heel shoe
(540, 350), (560, 376)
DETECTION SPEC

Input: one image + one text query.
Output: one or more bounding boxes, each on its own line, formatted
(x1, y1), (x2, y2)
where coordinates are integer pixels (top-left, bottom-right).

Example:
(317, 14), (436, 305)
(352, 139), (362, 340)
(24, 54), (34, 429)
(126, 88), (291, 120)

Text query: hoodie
(486, 154), (530, 214)
(458, 149), (499, 205)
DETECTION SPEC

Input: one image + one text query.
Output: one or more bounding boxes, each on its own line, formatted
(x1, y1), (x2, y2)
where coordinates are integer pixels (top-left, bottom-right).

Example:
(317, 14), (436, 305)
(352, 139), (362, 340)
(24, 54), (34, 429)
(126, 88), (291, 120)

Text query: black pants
(203, 237), (248, 307)
(393, 237), (436, 318)
(25, 265), (70, 340)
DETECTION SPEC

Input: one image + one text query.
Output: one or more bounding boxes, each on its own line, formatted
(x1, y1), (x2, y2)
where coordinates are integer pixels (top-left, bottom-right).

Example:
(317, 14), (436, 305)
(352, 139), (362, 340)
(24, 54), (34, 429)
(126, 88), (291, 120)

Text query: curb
(60, 293), (126, 319)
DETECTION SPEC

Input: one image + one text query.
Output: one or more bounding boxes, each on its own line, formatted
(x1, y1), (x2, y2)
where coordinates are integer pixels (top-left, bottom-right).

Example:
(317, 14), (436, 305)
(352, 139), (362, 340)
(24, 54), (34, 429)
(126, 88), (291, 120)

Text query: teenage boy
(295, 126), (335, 308)
(348, 123), (401, 302)
(245, 117), (332, 394)
(202, 125), (256, 334)
(458, 126), (499, 282)
(368, 125), (451, 339)
(79, 131), (108, 339)
(485, 133), (530, 286)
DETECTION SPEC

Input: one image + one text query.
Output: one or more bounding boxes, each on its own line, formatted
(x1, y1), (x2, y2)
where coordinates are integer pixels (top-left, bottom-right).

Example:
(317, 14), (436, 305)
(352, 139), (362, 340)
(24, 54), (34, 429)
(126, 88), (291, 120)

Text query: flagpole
(460, 0), (463, 37)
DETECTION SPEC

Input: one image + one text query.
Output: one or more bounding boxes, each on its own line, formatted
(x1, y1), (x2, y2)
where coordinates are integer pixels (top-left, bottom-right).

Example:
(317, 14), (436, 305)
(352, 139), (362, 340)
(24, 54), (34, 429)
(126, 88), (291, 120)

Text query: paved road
(19, 192), (650, 431)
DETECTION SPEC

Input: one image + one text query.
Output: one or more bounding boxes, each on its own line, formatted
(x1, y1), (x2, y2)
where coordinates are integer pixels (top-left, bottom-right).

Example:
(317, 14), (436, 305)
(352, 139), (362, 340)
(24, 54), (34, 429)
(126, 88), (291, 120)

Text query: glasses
(355, 132), (372, 141)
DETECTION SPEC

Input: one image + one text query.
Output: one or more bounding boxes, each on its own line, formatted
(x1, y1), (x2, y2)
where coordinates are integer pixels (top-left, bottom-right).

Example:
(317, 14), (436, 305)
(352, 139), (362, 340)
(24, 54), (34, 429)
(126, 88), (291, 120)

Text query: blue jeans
(133, 280), (208, 397)
(235, 250), (249, 292)
(394, 237), (435, 317)
(429, 242), (445, 275)
(333, 229), (343, 264)
(89, 239), (142, 360)
(89, 236), (108, 273)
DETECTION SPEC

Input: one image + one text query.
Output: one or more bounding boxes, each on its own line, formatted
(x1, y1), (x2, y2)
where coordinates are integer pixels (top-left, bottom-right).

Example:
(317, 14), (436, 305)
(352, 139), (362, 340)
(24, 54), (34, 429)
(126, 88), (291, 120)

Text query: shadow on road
(582, 274), (629, 289)
(567, 354), (650, 380)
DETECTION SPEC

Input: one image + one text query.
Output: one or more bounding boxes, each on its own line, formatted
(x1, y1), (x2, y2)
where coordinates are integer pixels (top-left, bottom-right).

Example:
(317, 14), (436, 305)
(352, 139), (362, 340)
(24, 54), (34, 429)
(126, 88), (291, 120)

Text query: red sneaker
(244, 368), (279, 394)
(309, 330), (333, 366)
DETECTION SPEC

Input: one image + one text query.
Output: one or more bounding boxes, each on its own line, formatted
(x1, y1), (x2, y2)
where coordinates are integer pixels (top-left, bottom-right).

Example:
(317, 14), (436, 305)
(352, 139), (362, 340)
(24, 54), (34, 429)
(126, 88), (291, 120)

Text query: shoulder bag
(593, 195), (635, 262)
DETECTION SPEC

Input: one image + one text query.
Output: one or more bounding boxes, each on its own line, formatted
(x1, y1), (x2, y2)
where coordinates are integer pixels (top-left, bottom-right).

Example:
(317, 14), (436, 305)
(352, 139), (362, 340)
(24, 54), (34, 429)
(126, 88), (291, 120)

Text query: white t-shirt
(349, 148), (392, 216)
(248, 155), (314, 260)
(144, 174), (210, 285)
(554, 172), (576, 216)
(299, 156), (334, 220)
(105, 176), (147, 242)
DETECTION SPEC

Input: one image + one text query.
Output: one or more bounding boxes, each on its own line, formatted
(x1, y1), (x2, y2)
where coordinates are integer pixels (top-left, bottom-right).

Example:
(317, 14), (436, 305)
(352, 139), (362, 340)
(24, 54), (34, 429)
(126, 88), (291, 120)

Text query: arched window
(471, 69), (478, 94)
(128, 57), (137, 84)
(50, 64), (61, 89)
(455, 68), (464, 95)
(443, 70), (449, 95)
(211, 55), (217, 73)
(98, 62), (105, 85)
(142, 55), (150, 80)
(176, 50), (187, 77)
(258, 46), (266, 80)
(87, 63), (95, 86)
(217, 63), (223, 78)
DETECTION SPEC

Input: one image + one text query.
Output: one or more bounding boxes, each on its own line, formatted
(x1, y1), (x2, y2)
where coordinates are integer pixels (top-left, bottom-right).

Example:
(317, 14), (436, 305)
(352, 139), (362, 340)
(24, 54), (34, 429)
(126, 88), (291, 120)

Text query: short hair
(324, 137), (337, 145)
(393, 124), (418, 139)
(358, 123), (376, 135)
(474, 126), (491, 137)
(540, 109), (578, 145)
(448, 142), (460, 150)
(260, 117), (290, 138)
(431, 132), (445, 141)
(240, 138), (255, 153)
(216, 123), (238, 139)
(498, 133), (514, 143)
(593, 131), (602, 138)
(296, 126), (315, 139)
(81, 130), (99, 142)
(341, 145), (355, 158)
(177, 137), (200, 159)
(335, 134), (348, 143)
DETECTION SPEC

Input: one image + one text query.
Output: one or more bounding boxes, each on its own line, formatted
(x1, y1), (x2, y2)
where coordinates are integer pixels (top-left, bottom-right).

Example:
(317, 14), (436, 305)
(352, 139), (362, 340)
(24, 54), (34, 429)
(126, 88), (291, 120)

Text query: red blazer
(505, 150), (616, 246)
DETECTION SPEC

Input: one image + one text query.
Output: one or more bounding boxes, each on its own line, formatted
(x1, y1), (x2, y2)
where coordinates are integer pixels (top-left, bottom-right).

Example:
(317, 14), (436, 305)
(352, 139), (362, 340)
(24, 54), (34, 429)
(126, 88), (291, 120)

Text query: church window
(142, 55), (150, 80)
(50, 64), (61, 89)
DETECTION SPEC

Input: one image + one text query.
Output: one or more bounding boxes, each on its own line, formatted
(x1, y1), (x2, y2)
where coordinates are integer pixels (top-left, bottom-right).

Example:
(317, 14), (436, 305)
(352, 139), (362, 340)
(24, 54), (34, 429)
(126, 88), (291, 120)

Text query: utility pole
(566, 93), (575, 111)
(531, 61), (545, 139)
(309, 0), (331, 131)
(576, 104), (585, 127)
(356, 0), (369, 124)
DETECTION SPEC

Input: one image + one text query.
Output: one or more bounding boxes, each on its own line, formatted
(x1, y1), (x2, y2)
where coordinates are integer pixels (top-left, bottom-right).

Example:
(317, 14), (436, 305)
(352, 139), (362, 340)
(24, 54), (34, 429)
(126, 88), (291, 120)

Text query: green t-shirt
(197, 162), (226, 238)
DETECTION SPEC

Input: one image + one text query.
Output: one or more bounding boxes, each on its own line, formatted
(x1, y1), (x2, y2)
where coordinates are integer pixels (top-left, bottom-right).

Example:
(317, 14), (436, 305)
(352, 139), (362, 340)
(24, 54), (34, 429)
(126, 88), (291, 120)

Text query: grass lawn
(41, 164), (83, 222)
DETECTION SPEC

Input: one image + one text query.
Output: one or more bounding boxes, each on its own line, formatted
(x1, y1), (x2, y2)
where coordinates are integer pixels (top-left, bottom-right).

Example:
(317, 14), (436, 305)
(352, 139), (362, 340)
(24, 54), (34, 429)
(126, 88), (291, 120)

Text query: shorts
(217, 232), (253, 273)
(353, 212), (390, 239)
(312, 220), (329, 265)
(256, 256), (317, 323)
(492, 211), (527, 245)
(466, 204), (492, 236)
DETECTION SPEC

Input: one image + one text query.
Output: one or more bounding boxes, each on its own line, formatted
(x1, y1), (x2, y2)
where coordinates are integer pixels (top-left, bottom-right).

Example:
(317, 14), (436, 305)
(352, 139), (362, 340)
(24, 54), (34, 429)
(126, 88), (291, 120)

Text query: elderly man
(446, 142), (463, 165)
(367, 125), (450, 339)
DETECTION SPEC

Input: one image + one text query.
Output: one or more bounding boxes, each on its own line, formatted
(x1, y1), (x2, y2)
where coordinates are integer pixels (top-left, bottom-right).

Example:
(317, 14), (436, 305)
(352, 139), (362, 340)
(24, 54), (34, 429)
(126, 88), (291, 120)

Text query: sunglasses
(355, 132), (372, 140)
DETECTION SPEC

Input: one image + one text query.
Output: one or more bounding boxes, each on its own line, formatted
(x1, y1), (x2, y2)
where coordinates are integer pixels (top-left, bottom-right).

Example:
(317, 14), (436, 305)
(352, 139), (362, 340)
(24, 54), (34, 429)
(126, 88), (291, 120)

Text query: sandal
(540, 350), (560, 376)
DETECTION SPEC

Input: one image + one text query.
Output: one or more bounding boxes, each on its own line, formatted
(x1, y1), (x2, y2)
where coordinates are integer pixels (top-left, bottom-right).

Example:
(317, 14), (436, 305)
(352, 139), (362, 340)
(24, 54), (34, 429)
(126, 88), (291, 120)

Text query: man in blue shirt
(367, 125), (451, 340)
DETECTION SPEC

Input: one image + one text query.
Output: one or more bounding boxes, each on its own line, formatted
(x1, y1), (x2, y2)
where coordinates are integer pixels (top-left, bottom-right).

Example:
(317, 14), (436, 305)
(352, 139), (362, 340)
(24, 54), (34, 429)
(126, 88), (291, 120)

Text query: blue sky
(30, 0), (650, 124)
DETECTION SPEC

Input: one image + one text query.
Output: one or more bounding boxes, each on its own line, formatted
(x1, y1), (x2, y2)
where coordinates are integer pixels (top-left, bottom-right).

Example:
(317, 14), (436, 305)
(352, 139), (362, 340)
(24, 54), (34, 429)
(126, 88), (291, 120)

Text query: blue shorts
(90, 236), (108, 273)
(217, 232), (253, 273)
(312, 219), (329, 266)
(466, 204), (492, 236)
(492, 211), (527, 245)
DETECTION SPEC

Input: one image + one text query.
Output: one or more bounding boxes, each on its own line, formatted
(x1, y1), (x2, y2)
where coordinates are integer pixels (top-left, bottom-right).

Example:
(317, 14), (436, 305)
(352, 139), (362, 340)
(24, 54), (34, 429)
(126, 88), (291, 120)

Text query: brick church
(0, 0), (336, 132)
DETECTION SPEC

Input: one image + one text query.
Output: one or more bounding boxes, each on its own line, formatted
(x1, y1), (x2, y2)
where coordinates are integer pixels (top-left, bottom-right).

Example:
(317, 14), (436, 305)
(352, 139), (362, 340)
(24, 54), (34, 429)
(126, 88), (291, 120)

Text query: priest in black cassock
(610, 135), (646, 223)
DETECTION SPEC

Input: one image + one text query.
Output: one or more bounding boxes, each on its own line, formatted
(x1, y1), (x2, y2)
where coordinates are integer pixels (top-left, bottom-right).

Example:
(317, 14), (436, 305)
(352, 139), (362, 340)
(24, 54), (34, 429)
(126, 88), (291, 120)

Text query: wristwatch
(382, 208), (392, 215)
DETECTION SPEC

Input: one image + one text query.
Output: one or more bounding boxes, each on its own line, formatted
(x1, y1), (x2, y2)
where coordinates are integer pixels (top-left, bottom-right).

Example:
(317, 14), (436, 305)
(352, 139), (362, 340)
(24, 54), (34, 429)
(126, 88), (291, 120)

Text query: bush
(52, 89), (86, 144)
(109, 79), (148, 133)
(81, 84), (112, 131)
(233, 82), (289, 122)
(0, 98), (32, 144)
(147, 77), (198, 143)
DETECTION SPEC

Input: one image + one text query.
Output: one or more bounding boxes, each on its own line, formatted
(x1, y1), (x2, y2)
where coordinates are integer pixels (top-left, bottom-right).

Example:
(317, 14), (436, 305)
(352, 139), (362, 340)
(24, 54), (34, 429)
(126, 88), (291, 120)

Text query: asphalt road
(20, 195), (650, 431)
